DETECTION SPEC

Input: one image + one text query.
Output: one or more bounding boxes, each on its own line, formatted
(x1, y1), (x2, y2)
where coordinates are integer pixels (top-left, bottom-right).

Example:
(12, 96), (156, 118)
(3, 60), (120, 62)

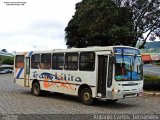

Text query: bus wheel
(32, 82), (41, 96)
(106, 99), (118, 103)
(80, 88), (93, 105)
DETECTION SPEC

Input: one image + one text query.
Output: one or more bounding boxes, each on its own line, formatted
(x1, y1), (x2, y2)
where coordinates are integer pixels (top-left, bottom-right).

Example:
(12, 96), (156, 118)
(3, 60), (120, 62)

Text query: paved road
(144, 64), (160, 76)
(0, 74), (160, 120)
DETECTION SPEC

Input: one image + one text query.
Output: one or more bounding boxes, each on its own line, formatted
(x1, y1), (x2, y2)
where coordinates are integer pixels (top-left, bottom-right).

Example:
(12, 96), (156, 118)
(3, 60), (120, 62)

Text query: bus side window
(52, 53), (64, 70)
(79, 52), (95, 71)
(31, 54), (40, 69)
(65, 53), (78, 70)
(40, 53), (51, 69)
(16, 55), (24, 68)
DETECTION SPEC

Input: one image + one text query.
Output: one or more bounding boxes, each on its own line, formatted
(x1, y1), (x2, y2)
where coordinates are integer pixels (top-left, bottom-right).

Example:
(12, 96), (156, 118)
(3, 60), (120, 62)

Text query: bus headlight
(112, 89), (120, 92)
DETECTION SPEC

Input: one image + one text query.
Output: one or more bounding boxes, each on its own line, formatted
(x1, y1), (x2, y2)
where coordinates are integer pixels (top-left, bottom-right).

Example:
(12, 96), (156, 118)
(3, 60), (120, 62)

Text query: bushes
(1, 58), (14, 65)
(0, 56), (14, 65)
(144, 74), (160, 91)
(144, 74), (160, 82)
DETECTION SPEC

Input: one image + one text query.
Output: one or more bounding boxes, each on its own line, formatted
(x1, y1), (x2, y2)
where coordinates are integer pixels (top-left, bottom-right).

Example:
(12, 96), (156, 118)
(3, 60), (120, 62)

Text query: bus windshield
(115, 55), (143, 81)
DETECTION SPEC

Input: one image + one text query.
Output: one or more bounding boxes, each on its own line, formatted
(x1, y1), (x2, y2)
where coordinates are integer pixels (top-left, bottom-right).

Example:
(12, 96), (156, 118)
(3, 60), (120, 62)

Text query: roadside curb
(143, 91), (160, 96)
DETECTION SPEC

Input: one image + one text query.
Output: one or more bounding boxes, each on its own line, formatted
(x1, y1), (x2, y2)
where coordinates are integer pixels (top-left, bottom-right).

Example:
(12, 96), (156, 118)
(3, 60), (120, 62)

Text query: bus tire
(80, 88), (93, 105)
(32, 82), (41, 96)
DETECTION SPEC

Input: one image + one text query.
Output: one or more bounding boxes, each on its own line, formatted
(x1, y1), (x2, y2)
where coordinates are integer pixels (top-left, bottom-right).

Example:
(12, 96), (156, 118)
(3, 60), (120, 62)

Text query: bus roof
(15, 46), (138, 55)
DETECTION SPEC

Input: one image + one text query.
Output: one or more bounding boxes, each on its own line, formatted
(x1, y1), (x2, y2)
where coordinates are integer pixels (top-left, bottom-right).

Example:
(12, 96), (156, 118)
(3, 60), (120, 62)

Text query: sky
(0, 0), (82, 52)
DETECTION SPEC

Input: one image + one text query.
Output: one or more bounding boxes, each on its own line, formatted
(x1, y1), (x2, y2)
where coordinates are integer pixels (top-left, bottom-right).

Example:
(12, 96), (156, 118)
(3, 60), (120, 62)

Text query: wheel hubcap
(83, 93), (90, 101)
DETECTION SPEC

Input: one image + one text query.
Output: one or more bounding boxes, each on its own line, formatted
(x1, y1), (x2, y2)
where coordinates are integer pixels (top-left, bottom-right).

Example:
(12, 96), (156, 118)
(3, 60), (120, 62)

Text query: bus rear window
(16, 55), (24, 68)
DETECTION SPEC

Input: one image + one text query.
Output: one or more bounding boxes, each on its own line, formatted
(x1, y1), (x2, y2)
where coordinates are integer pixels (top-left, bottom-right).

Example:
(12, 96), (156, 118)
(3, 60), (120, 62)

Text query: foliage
(0, 56), (14, 65)
(1, 59), (14, 65)
(154, 63), (160, 66)
(144, 74), (160, 91)
(144, 74), (160, 82)
(65, 0), (160, 48)
(65, 0), (134, 48)
(113, 0), (160, 48)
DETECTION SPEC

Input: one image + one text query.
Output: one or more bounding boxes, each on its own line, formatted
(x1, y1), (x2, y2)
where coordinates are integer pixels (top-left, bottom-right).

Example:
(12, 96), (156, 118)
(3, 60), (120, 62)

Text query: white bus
(14, 46), (143, 105)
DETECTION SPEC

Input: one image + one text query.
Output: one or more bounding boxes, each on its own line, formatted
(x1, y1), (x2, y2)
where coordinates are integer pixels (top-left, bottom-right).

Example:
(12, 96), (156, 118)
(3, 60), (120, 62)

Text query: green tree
(65, 0), (134, 48)
(113, 0), (160, 48)
(2, 58), (14, 65)
(65, 0), (160, 48)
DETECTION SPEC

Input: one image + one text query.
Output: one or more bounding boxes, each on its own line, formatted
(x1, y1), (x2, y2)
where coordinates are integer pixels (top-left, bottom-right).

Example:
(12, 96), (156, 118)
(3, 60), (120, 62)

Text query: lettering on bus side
(33, 71), (82, 82)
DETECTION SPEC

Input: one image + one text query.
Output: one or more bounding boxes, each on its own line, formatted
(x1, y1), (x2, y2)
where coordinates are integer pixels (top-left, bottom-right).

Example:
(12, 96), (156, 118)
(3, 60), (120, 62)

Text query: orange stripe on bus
(60, 83), (69, 89)
(56, 74), (74, 91)
(43, 75), (74, 92)
(64, 80), (74, 91)
(44, 77), (54, 88)
(15, 68), (18, 74)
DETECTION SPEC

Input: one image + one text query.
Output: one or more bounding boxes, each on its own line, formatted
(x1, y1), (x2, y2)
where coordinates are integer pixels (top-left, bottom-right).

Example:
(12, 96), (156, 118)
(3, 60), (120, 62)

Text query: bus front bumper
(112, 89), (143, 99)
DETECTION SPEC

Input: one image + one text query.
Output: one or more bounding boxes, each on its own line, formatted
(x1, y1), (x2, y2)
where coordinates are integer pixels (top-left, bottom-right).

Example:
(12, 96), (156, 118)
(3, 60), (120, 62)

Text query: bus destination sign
(114, 48), (140, 55)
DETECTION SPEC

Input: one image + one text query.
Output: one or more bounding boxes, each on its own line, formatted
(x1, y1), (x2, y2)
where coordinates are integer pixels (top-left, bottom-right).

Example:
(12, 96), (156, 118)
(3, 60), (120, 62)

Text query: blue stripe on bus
(16, 68), (23, 78)
(28, 51), (33, 57)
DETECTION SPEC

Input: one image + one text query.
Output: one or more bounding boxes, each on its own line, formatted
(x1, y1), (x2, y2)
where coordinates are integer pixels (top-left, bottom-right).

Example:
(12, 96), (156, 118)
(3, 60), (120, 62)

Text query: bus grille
(122, 83), (138, 86)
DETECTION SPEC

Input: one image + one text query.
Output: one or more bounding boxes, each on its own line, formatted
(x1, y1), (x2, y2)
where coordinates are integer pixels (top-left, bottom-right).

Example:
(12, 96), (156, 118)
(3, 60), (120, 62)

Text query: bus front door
(98, 55), (108, 97)
(24, 57), (30, 87)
